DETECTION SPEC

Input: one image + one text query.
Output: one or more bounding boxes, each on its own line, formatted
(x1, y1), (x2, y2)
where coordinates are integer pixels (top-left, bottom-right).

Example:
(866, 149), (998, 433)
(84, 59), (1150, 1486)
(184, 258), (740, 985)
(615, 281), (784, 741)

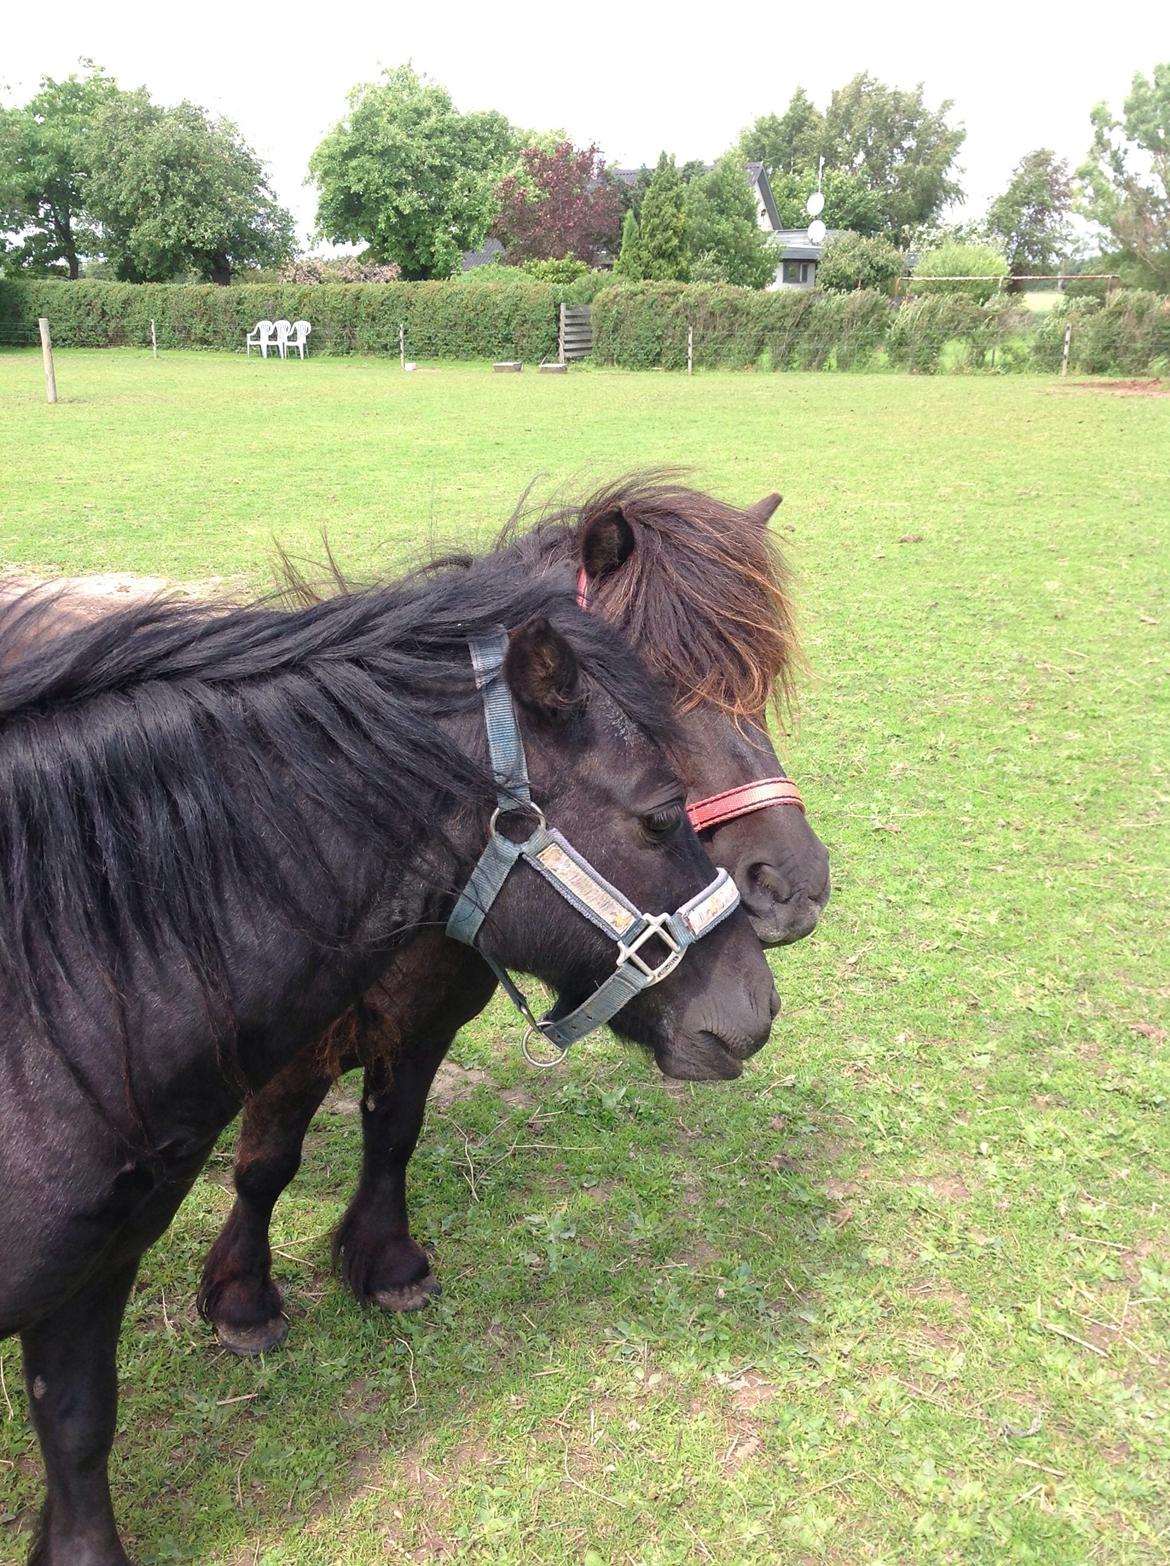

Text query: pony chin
(652, 1033), (746, 1081)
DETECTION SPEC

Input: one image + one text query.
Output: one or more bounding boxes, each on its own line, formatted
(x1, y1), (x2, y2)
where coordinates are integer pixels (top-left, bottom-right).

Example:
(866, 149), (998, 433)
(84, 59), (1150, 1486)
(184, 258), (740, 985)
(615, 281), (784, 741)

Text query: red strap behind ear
(576, 565), (590, 610)
(687, 778), (805, 832)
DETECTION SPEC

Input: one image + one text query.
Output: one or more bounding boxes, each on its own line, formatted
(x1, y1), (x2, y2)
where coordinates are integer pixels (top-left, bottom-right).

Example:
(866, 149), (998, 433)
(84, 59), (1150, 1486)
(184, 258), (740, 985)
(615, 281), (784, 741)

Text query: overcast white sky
(2, 0), (1164, 246)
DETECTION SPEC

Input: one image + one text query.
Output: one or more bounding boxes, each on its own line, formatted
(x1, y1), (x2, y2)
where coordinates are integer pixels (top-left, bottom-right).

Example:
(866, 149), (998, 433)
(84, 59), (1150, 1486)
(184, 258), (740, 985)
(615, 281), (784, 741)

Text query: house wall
(771, 259), (818, 291)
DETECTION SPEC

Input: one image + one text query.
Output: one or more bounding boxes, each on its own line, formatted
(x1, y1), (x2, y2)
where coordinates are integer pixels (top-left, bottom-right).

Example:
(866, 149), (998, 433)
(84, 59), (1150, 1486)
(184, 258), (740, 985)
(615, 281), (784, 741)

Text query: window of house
(782, 261), (802, 284)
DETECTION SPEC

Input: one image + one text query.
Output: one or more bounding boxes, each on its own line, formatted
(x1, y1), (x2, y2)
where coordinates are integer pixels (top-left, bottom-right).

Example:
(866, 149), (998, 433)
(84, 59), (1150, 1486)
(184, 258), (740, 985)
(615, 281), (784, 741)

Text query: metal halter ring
(489, 802), (547, 838)
(521, 1021), (570, 1069)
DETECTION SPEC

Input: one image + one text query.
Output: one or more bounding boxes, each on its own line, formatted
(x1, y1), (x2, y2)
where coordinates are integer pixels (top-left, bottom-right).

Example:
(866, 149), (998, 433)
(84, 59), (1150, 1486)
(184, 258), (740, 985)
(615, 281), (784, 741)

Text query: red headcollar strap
(576, 564), (590, 610)
(687, 778), (805, 833)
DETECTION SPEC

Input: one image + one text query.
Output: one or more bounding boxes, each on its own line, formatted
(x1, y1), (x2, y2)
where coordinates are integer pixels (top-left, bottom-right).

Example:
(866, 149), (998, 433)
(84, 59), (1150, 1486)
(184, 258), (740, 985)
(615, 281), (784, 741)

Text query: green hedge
(591, 283), (890, 371)
(0, 277), (561, 360)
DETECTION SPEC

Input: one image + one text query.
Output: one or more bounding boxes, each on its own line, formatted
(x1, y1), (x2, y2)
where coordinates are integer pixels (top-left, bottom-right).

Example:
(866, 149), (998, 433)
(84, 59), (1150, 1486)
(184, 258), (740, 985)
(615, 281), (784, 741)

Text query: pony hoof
(371, 1272), (441, 1313)
(214, 1315), (289, 1356)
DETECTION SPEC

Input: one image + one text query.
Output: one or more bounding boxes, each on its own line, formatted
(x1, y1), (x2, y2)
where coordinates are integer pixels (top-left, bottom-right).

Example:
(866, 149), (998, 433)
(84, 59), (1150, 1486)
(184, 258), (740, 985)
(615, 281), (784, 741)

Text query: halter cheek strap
(687, 777), (805, 832)
(445, 631), (741, 1064)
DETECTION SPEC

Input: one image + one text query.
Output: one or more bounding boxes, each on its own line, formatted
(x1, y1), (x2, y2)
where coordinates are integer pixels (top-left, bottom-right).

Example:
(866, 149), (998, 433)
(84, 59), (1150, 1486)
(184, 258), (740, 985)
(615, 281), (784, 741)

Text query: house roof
(461, 237), (505, 271)
(774, 227), (845, 261)
(610, 161), (783, 231)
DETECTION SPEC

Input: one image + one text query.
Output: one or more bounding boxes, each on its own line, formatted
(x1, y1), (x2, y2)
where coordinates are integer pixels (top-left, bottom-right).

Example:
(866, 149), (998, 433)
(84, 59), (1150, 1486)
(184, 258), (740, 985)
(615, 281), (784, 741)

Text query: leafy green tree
(740, 89), (825, 175)
(1080, 64), (1170, 292)
(86, 94), (294, 283)
(986, 150), (1074, 274)
(913, 240), (1008, 302)
(685, 155), (775, 288)
(632, 153), (689, 281)
(614, 208), (644, 278)
(822, 73), (965, 241)
(769, 167), (883, 234)
(310, 65), (518, 279)
(0, 63), (121, 277)
(817, 231), (904, 292)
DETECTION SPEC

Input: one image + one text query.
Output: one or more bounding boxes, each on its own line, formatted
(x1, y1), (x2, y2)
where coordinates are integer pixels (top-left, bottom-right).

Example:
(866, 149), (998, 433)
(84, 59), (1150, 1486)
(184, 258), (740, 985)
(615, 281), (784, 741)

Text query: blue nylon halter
(445, 631), (741, 1065)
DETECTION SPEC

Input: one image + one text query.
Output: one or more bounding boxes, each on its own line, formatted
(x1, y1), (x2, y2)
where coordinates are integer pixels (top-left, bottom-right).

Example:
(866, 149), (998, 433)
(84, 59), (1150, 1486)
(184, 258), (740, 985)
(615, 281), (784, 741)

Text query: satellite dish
(807, 218), (827, 245)
(806, 191), (825, 217)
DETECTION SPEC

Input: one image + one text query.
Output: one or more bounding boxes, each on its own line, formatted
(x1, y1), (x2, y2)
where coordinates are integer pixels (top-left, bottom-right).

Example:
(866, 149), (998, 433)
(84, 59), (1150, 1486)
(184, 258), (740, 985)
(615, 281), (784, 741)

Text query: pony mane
(0, 566), (676, 1139)
(507, 472), (802, 722)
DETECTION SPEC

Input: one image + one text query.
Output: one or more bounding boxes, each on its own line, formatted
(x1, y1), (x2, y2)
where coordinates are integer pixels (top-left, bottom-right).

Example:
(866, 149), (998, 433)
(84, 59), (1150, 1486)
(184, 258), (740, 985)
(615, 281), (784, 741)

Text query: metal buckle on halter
(489, 801), (547, 838)
(615, 911), (685, 984)
(521, 1020), (570, 1069)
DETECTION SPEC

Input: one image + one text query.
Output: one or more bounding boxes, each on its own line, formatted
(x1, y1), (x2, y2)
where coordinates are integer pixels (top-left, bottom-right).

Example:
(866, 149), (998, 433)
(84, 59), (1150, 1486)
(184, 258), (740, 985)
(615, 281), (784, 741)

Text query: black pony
(0, 566), (777, 1566)
(200, 478), (830, 1348)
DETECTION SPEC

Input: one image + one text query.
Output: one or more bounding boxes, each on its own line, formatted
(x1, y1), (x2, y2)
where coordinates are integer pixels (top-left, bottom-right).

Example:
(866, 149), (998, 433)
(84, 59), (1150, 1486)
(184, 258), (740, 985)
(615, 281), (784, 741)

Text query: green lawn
(1, 351), (1168, 1565)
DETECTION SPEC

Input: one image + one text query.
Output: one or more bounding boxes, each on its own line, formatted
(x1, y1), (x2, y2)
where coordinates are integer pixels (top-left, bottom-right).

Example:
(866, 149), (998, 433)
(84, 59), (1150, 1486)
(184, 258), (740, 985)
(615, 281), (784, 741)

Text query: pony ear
(745, 493), (782, 526)
(579, 507), (636, 582)
(504, 617), (583, 720)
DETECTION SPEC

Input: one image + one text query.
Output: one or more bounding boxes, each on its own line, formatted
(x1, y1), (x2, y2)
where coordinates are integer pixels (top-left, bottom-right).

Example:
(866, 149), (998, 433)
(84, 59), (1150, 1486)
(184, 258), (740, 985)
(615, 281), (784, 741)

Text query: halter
(576, 564), (806, 833)
(446, 632), (741, 1067)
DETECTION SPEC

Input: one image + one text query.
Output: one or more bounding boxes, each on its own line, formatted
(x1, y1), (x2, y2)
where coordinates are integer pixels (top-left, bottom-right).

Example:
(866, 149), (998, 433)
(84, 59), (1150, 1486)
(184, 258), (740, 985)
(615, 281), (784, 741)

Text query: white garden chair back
(272, 320), (293, 359)
(246, 320), (275, 358)
(288, 321), (312, 359)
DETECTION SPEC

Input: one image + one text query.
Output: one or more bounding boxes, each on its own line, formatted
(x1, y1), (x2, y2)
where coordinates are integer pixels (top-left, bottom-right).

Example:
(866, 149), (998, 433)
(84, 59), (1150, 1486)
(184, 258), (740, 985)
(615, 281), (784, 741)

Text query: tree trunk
(210, 254), (232, 286)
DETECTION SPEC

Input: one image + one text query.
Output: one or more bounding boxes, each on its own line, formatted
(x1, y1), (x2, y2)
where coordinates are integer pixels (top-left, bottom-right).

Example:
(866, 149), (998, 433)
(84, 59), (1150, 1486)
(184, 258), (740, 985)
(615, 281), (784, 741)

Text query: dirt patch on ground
(0, 569), (239, 604)
(1065, 378), (1170, 397)
(429, 1061), (491, 1107)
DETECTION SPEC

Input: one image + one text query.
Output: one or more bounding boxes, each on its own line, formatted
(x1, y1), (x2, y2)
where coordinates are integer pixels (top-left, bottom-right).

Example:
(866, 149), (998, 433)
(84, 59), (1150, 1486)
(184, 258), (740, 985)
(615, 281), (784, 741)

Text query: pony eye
(643, 802), (684, 842)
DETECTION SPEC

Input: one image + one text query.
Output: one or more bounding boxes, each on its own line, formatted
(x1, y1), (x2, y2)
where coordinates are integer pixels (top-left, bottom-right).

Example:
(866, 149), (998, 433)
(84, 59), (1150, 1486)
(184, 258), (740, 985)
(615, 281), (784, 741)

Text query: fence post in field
(399, 322), (405, 370)
(38, 318), (57, 404)
(558, 303), (566, 366)
(150, 319), (158, 358)
(1061, 322), (1072, 377)
(687, 325), (693, 377)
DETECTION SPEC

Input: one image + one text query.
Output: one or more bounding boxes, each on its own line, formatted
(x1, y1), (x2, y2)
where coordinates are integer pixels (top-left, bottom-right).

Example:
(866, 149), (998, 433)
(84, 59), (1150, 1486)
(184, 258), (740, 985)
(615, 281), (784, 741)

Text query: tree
(822, 73), (965, 240)
(614, 209), (644, 278)
(986, 150), (1074, 274)
(685, 155), (775, 288)
(1080, 64), (1170, 292)
(913, 241), (1008, 302)
(769, 167), (883, 234)
(310, 66), (518, 280)
(629, 153), (689, 281)
(0, 63), (121, 278)
(740, 89), (825, 176)
(491, 141), (621, 264)
(816, 231), (904, 292)
(86, 94), (294, 283)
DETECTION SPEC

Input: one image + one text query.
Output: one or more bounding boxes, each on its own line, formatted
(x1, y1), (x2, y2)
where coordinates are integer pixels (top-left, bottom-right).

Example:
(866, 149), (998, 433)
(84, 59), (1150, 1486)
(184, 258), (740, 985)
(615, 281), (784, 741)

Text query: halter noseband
(446, 632), (741, 1066)
(576, 565), (806, 832)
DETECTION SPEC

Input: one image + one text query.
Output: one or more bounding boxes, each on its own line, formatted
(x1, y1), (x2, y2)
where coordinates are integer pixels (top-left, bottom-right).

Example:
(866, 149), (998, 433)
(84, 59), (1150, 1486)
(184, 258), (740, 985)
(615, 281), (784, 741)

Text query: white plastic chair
(245, 320), (275, 358)
(272, 320), (293, 360)
(287, 320), (311, 359)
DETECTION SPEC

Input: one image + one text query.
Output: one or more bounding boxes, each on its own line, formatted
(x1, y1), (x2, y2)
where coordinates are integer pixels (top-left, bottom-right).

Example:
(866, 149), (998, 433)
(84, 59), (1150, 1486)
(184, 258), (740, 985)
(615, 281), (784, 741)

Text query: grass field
(1, 351), (1168, 1565)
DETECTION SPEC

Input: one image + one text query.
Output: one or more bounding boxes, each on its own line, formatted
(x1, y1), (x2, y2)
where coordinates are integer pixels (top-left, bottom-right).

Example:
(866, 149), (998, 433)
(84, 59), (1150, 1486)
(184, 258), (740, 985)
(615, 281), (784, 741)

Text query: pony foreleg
(197, 1059), (332, 1356)
(21, 1260), (137, 1566)
(331, 1039), (453, 1311)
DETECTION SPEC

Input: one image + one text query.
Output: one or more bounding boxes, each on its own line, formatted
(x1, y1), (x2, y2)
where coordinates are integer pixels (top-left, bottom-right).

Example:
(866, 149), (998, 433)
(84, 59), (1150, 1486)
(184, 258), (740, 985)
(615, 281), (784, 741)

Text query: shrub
(887, 293), (1002, 372)
(1069, 289), (1170, 375)
(519, 256), (589, 284)
(912, 242), (1009, 304)
(817, 232), (904, 294)
(279, 255), (402, 284)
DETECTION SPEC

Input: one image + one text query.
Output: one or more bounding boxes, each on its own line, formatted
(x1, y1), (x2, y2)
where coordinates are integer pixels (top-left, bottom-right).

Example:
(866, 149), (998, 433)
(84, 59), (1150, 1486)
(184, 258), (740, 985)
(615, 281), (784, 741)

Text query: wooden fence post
(399, 323), (405, 370)
(559, 303), (566, 366)
(150, 319), (158, 358)
(38, 318), (57, 404)
(1061, 321), (1072, 377)
(687, 325), (693, 377)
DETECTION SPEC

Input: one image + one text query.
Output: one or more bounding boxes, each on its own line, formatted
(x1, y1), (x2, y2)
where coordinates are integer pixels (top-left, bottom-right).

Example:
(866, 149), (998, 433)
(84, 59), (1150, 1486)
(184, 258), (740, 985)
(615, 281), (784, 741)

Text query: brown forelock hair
(512, 474), (802, 724)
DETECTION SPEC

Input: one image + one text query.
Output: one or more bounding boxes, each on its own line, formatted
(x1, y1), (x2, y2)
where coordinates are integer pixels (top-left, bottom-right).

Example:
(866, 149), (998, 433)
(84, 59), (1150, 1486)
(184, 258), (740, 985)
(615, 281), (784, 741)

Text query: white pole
(399, 322), (405, 370)
(38, 318), (57, 404)
(150, 318), (158, 358)
(1061, 322), (1072, 377)
(687, 325), (693, 377)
